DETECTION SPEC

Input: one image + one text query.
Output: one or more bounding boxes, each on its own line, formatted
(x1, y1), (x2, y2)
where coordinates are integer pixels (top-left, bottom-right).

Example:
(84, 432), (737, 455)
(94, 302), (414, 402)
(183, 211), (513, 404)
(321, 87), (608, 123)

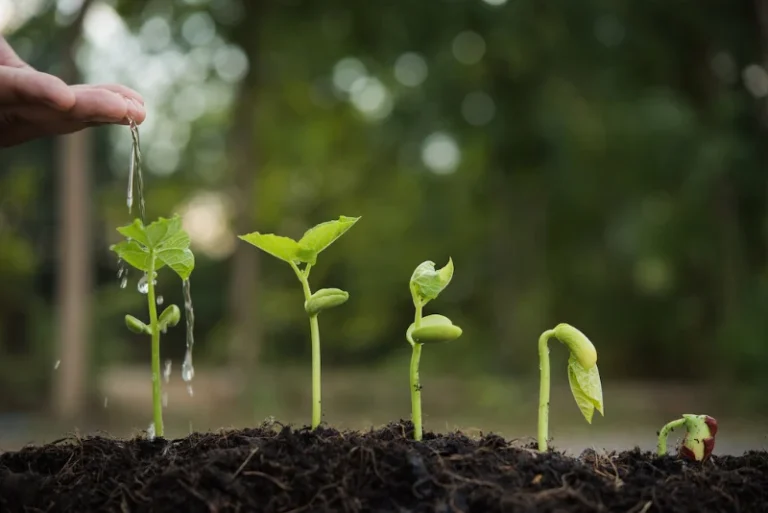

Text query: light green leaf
(298, 216), (360, 258)
(238, 232), (300, 263)
(410, 258), (454, 304)
(110, 240), (153, 273)
(156, 248), (194, 280)
(116, 219), (150, 246)
(567, 355), (604, 423)
(145, 215), (183, 247)
(112, 215), (195, 280)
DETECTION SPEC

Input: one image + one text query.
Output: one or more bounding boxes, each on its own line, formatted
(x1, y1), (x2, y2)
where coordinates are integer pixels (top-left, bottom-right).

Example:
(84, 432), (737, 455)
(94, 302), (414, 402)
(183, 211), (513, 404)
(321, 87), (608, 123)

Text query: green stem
(657, 418), (686, 456)
(147, 255), (163, 437)
(538, 329), (555, 451)
(411, 302), (424, 441)
(293, 263), (321, 430)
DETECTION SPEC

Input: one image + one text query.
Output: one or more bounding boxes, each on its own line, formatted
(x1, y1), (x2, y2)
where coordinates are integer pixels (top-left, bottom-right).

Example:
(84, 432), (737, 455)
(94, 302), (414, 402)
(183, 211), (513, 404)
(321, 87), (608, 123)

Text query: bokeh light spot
(462, 91), (496, 126)
(394, 52), (428, 87)
(452, 31), (486, 65)
(421, 132), (461, 174)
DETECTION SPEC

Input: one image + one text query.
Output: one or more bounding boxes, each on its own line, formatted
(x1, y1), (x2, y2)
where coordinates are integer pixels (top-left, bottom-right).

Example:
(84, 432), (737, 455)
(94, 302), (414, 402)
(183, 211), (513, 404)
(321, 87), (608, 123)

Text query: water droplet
(120, 276), (128, 289)
(104, 397), (109, 408)
(54, 360), (61, 370)
(163, 359), (172, 383)
(156, 295), (164, 305)
(162, 392), (168, 407)
(147, 422), (156, 441)
(186, 384), (194, 397)
(138, 273), (149, 294)
(182, 352), (194, 382)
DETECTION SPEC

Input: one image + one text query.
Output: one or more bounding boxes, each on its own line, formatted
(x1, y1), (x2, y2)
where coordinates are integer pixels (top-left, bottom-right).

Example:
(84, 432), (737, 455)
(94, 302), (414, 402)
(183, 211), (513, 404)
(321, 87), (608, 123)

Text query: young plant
(537, 323), (604, 451)
(657, 414), (718, 461)
(110, 215), (195, 438)
(406, 259), (462, 441)
(238, 216), (359, 430)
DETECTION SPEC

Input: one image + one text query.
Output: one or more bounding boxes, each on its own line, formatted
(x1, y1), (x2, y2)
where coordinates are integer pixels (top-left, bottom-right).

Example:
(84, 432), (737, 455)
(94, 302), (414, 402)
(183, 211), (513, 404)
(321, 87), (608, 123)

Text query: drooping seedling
(239, 216), (359, 430)
(110, 215), (195, 438)
(537, 323), (604, 451)
(406, 259), (462, 441)
(657, 414), (718, 461)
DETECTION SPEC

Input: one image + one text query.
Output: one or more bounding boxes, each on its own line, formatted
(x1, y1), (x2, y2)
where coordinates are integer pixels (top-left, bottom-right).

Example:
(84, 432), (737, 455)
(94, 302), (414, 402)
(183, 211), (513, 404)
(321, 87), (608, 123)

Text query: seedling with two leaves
(110, 215), (195, 438)
(239, 216), (359, 430)
(407, 259), (463, 441)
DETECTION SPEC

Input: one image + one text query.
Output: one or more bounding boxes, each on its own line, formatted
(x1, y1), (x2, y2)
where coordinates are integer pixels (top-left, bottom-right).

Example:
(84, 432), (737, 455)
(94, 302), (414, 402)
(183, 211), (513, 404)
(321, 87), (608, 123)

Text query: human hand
(0, 37), (146, 148)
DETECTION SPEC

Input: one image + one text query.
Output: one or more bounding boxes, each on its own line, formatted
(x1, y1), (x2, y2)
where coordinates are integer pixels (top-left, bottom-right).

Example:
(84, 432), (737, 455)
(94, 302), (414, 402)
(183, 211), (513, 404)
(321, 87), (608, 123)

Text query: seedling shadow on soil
(0, 421), (766, 513)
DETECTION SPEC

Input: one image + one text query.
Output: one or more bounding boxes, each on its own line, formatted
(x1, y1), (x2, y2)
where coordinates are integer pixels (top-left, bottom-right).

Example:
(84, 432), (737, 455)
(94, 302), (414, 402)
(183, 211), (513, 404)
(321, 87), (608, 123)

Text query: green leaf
(110, 240), (153, 273)
(111, 215), (195, 280)
(145, 215), (183, 247)
(238, 232), (301, 263)
(299, 216), (359, 255)
(410, 258), (454, 304)
(156, 248), (194, 280)
(567, 355), (604, 423)
(116, 219), (150, 246)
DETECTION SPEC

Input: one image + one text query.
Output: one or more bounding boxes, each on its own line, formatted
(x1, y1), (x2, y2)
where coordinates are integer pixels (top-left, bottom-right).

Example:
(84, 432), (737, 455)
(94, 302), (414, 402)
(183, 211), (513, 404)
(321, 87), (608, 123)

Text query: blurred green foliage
(1, 0), (767, 410)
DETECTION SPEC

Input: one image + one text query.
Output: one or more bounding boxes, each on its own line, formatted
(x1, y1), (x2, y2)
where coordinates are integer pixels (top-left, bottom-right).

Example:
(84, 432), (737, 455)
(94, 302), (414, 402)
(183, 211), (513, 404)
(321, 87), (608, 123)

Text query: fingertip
(126, 97), (146, 124)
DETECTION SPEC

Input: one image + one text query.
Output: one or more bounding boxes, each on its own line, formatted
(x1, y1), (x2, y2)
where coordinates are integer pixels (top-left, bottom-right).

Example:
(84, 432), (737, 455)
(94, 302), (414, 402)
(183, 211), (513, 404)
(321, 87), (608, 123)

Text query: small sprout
(158, 304), (181, 331)
(304, 288), (349, 316)
(110, 215), (195, 438)
(658, 414), (718, 461)
(125, 314), (151, 335)
(538, 323), (604, 452)
(407, 259), (461, 441)
(239, 216), (359, 430)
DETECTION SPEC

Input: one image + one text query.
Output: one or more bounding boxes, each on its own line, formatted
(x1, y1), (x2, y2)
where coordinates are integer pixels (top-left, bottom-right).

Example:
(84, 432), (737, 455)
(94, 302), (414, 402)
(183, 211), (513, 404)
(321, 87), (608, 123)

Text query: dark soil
(0, 421), (766, 513)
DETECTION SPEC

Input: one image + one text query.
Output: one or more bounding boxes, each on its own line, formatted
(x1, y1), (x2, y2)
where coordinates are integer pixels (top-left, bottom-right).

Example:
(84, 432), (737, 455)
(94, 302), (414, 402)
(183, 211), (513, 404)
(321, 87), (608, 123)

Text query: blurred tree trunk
(226, 2), (263, 389)
(755, 0), (768, 262)
(53, 0), (94, 421)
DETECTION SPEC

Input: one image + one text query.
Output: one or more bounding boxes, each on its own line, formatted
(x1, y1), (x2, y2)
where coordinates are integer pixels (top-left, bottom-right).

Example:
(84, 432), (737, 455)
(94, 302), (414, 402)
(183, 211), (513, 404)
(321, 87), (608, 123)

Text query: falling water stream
(181, 279), (195, 397)
(117, 119), (147, 286)
(118, 116), (198, 434)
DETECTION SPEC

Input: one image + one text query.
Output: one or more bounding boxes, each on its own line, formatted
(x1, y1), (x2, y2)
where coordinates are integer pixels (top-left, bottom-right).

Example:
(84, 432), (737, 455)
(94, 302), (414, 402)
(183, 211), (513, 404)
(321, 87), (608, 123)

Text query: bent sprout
(658, 414), (718, 461)
(537, 323), (604, 451)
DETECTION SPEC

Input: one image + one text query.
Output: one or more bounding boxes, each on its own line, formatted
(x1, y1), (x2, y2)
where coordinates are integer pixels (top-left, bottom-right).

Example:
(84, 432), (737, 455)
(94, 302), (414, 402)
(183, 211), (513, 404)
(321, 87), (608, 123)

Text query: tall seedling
(110, 215), (195, 437)
(407, 259), (462, 441)
(239, 216), (359, 429)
